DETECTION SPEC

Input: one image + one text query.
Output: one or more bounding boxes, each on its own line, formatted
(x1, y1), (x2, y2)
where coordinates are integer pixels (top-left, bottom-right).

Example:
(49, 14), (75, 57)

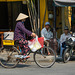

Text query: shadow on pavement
(70, 56), (75, 61)
(56, 57), (63, 64)
(16, 64), (31, 68)
(55, 56), (75, 64)
(0, 63), (31, 68)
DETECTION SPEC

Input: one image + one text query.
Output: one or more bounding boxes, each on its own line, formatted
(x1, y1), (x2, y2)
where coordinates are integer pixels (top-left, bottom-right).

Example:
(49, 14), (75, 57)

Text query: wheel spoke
(34, 46), (56, 68)
(63, 48), (70, 63)
(0, 47), (19, 68)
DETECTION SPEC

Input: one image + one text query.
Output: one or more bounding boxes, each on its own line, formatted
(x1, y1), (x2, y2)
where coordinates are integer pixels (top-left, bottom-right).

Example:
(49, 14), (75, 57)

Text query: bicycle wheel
(0, 46), (19, 68)
(63, 48), (70, 63)
(34, 46), (56, 68)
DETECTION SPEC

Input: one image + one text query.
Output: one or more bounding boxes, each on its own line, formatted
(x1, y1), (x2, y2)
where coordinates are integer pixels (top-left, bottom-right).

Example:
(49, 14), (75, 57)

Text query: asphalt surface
(0, 55), (75, 75)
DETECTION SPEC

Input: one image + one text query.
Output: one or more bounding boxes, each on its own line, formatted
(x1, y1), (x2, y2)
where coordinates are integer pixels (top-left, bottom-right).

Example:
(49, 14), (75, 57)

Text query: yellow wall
(63, 7), (72, 30)
(56, 7), (62, 38)
(67, 6), (72, 30)
(40, 0), (48, 30)
(40, 0), (62, 38)
(56, 7), (72, 38)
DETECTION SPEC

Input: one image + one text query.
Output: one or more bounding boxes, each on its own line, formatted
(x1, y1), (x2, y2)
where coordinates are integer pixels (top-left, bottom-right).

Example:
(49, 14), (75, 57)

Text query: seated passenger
(60, 26), (71, 56)
(41, 22), (58, 54)
(41, 22), (53, 46)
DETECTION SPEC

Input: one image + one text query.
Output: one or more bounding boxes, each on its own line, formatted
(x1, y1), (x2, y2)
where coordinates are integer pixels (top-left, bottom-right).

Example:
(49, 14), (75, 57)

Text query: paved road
(0, 57), (75, 75)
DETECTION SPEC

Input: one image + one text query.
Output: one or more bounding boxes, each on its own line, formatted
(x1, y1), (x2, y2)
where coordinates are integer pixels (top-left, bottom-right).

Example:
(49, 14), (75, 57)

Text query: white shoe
(15, 55), (30, 59)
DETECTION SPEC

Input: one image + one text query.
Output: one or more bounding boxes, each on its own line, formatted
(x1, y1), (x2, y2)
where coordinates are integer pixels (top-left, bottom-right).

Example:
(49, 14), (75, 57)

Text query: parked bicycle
(0, 35), (56, 68)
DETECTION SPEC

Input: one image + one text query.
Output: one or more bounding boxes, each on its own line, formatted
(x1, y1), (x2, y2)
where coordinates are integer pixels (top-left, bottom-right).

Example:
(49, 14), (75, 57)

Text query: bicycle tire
(63, 48), (70, 63)
(34, 46), (56, 68)
(0, 46), (19, 68)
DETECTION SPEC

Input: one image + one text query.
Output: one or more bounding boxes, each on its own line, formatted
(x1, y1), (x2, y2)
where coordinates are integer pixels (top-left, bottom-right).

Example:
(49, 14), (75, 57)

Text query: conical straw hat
(16, 13), (29, 21)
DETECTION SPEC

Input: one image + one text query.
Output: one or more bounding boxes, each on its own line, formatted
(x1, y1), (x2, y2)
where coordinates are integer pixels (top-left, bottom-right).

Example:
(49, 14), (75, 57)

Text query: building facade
(40, 0), (72, 38)
(0, 0), (73, 47)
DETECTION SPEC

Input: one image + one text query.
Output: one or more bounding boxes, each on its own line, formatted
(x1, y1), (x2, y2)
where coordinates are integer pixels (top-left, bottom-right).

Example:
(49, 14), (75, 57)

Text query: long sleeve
(17, 22), (32, 36)
(60, 33), (71, 45)
(41, 28), (53, 41)
(41, 29), (46, 41)
(60, 35), (63, 45)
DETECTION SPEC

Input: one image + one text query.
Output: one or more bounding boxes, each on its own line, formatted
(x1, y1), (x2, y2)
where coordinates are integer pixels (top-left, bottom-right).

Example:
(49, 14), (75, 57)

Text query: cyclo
(0, 32), (56, 68)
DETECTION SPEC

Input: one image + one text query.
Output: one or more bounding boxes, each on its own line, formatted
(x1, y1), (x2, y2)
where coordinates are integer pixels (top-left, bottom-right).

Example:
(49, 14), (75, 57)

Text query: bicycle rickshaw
(0, 32), (56, 68)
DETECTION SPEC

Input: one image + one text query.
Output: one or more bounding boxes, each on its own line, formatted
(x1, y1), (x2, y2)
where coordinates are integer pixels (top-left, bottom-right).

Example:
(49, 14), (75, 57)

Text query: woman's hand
(31, 33), (36, 37)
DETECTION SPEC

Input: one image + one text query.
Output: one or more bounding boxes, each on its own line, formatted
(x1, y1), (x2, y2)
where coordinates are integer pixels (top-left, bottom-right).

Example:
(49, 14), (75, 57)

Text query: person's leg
(60, 45), (64, 57)
(44, 40), (49, 47)
(60, 42), (66, 57)
(44, 40), (50, 55)
(19, 39), (30, 55)
(14, 39), (30, 59)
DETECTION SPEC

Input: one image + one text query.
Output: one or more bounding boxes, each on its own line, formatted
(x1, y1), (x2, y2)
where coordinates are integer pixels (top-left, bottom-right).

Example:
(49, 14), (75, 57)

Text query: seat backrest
(4, 32), (14, 40)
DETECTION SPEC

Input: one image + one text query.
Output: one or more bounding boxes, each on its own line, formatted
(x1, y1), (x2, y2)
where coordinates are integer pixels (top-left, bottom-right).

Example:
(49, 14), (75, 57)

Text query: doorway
(0, 2), (9, 30)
